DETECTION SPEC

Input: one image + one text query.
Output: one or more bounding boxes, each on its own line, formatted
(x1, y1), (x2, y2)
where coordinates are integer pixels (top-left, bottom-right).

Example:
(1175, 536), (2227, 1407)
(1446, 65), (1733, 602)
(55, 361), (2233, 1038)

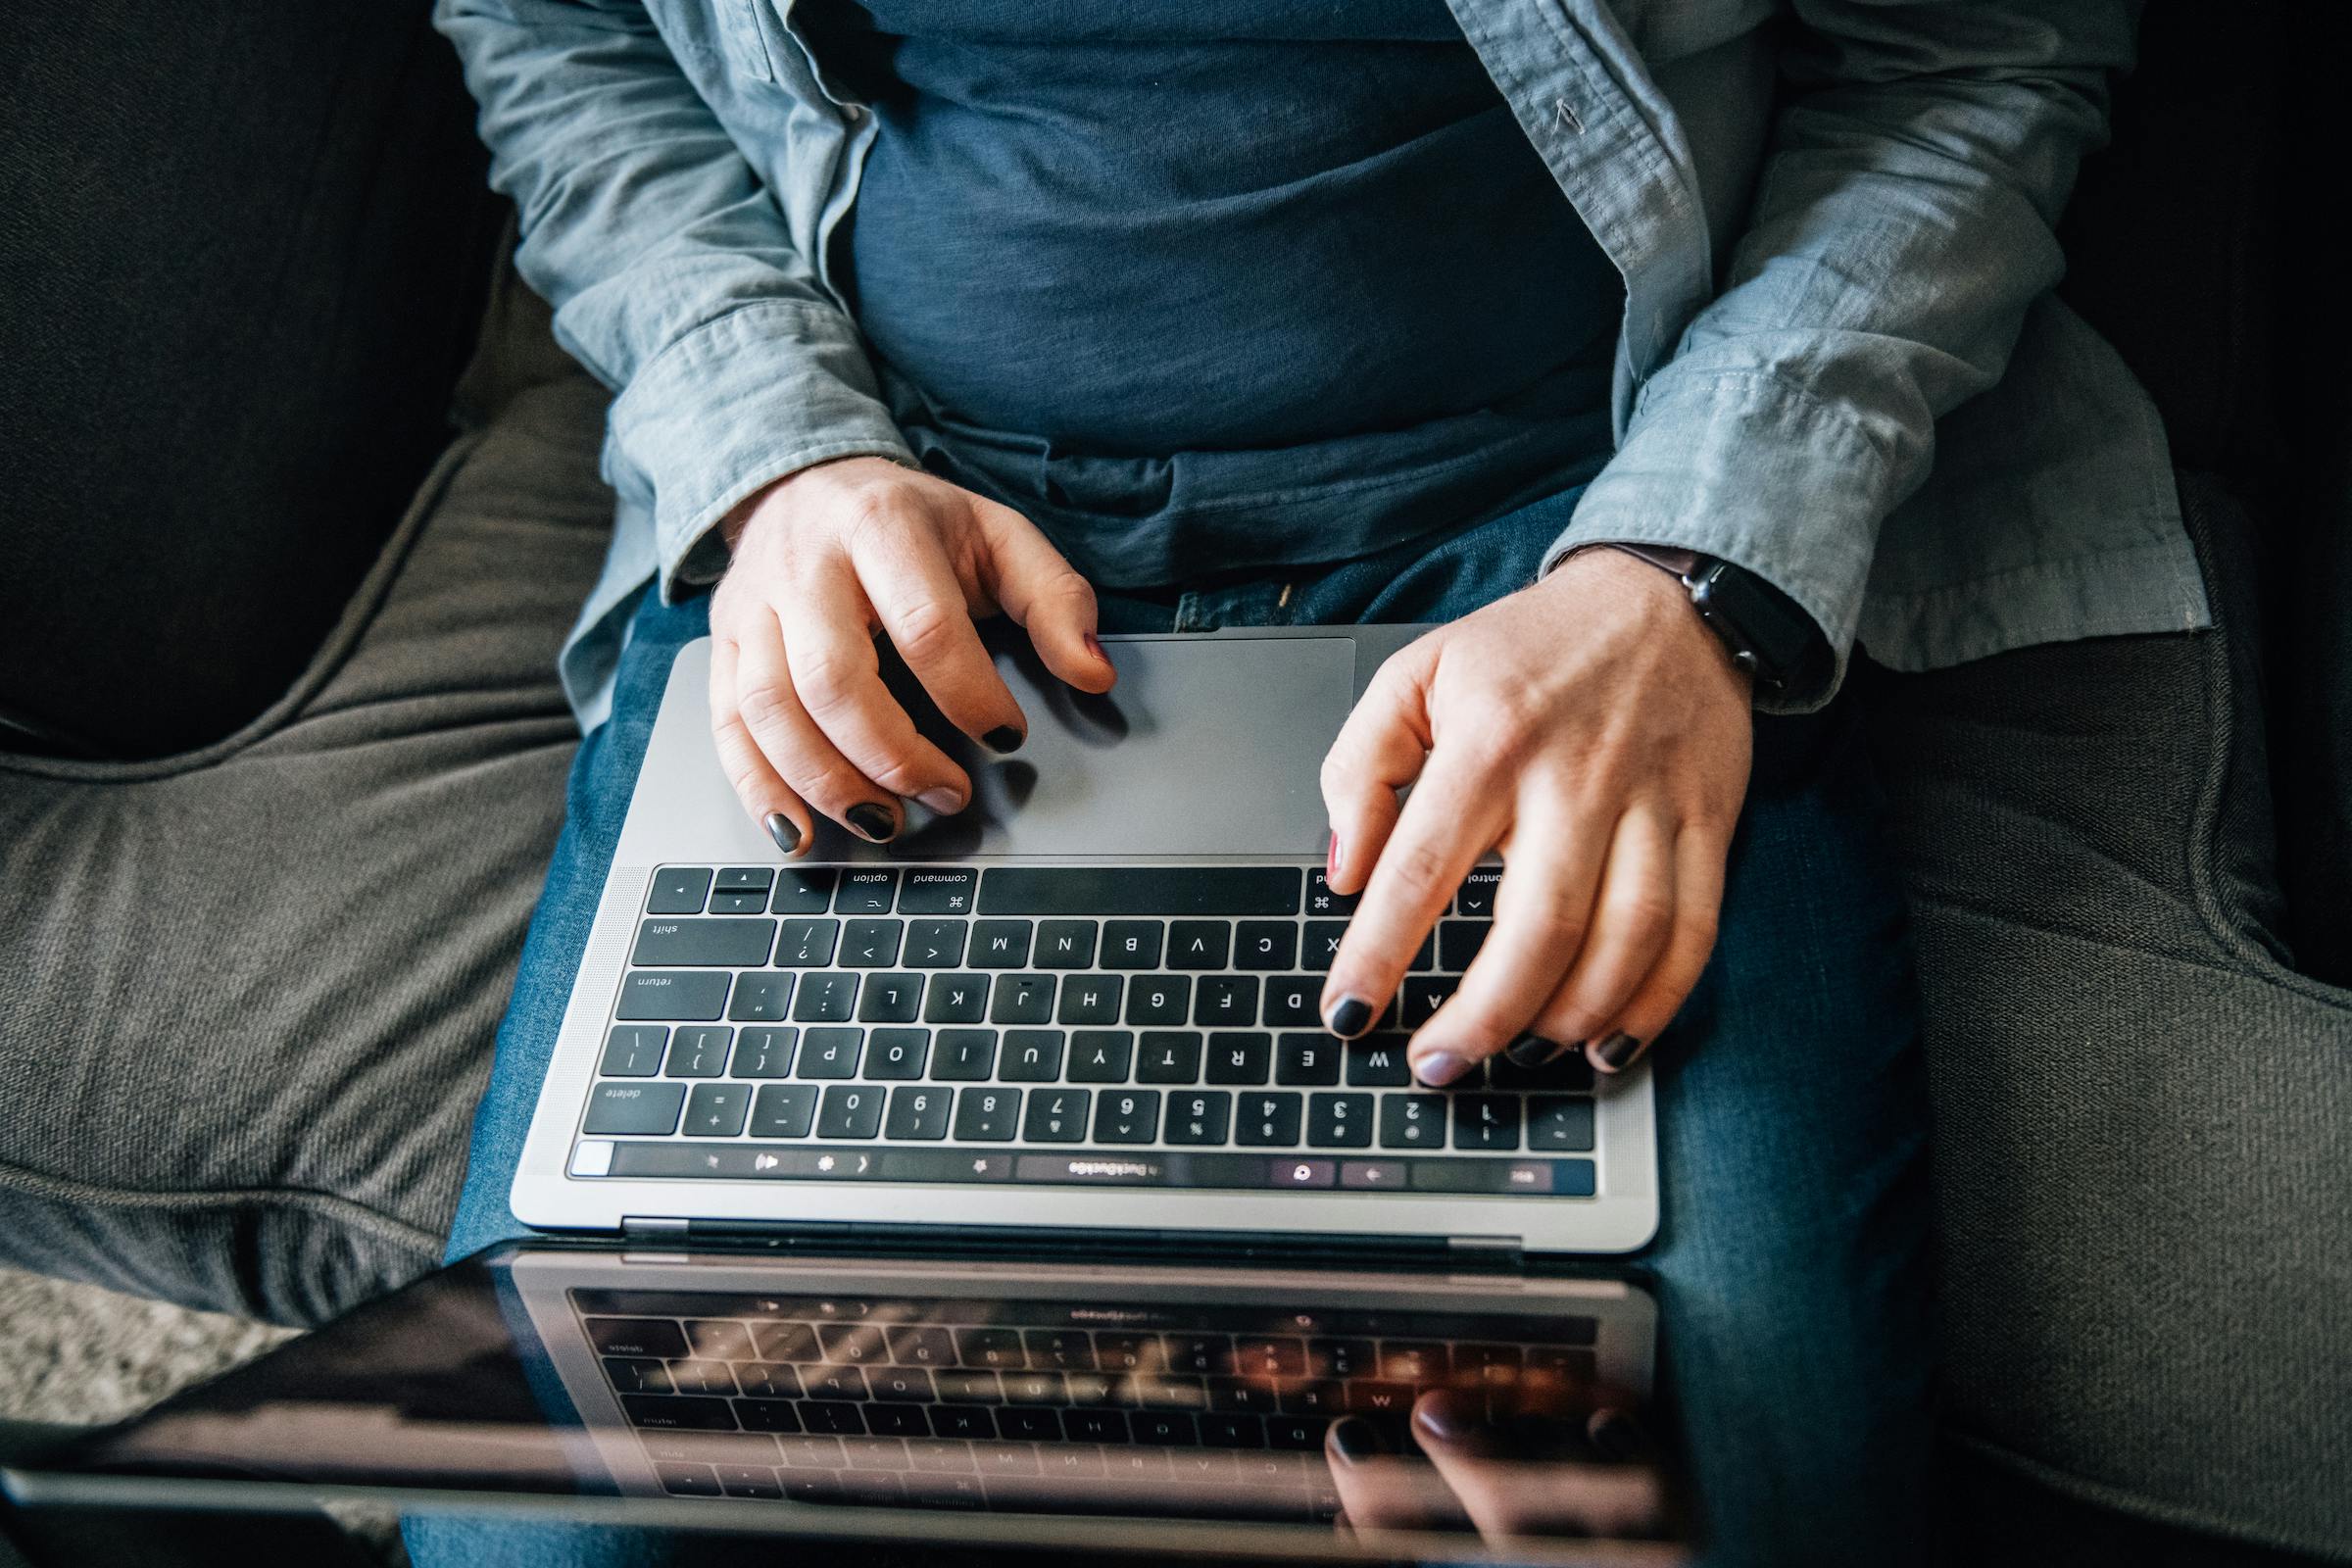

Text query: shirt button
(841, 102), (866, 122)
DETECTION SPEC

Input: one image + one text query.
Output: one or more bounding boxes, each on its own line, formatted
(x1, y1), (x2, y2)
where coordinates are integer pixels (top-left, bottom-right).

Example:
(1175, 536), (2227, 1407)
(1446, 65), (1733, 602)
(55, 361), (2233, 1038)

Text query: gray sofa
(0, 2), (2345, 1562)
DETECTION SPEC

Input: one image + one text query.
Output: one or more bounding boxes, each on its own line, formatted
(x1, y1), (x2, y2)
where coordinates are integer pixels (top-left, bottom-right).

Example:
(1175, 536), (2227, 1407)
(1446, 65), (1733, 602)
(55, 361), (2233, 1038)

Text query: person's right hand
(709, 456), (1116, 853)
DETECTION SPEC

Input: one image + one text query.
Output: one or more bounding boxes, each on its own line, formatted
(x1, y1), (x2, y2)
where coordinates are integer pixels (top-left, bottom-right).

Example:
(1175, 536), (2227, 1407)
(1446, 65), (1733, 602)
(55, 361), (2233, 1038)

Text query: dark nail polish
(1589, 1408), (1642, 1462)
(983, 725), (1024, 754)
(762, 812), (801, 855)
(1593, 1031), (1646, 1071)
(846, 803), (897, 843)
(1328, 1415), (1384, 1465)
(1413, 1390), (1478, 1445)
(1505, 1032), (1568, 1069)
(1326, 996), (1375, 1038)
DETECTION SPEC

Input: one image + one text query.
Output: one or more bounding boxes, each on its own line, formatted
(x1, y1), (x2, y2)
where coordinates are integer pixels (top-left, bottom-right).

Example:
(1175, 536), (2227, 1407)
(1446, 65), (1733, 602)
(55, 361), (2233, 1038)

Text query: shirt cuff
(603, 298), (918, 601)
(1540, 369), (1894, 714)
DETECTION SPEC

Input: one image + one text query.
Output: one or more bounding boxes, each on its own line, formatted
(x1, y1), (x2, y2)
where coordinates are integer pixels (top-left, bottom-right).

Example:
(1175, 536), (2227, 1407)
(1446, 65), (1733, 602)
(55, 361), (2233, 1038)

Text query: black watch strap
(1589, 544), (1825, 696)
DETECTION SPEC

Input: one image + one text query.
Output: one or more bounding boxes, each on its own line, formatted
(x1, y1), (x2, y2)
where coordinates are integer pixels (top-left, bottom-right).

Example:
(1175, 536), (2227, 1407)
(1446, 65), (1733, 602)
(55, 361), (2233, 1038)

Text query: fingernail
(846, 803), (897, 843)
(1328, 1415), (1384, 1466)
(1413, 1052), (1472, 1088)
(1084, 631), (1108, 662)
(1592, 1031), (1646, 1072)
(1504, 1032), (1568, 1069)
(983, 725), (1023, 754)
(1326, 830), (1340, 881)
(1414, 1390), (1478, 1445)
(916, 787), (964, 815)
(1325, 996), (1375, 1038)
(1589, 1408), (1642, 1462)
(762, 812), (801, 855)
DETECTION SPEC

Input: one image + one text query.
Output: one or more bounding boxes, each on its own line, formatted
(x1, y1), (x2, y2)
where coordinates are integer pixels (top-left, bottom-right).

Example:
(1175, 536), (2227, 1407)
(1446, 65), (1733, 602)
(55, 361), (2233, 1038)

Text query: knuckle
(733, 679), (798, 739)
(867, 755), (931, 798)
(1614, 886), (1676, 941)
(793, 656), (861, 723)
(1386, 840), (1452, 902)
(890, 594), (964, 668)
(787, 758), (867, 812)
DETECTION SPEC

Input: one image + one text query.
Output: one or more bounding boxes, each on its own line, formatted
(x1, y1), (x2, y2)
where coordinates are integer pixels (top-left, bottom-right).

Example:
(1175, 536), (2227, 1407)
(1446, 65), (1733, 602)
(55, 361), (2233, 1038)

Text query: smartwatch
(1587, 544), (1828, 698)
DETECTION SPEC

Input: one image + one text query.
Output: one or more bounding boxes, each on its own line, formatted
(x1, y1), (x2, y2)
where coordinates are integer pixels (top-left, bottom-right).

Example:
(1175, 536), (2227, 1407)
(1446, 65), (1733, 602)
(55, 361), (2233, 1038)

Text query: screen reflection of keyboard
(577, 1291), (1599, 1514)
(571, 864), (1598, 1198)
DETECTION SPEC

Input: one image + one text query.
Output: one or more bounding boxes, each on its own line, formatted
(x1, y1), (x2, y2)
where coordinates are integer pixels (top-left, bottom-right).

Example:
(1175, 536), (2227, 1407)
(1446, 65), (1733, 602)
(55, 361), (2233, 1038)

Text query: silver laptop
(511, 623), (1659, 1257)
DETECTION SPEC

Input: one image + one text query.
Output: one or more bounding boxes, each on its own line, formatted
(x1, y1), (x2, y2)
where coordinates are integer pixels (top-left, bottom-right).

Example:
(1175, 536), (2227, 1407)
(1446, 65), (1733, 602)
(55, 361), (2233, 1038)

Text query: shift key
(632, 918), (774, 967)
(617, 970), (731, 1020)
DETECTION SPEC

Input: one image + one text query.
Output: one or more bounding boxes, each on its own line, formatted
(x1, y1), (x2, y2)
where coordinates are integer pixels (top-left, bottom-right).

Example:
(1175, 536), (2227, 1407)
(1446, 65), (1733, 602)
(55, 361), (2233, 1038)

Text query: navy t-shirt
(806, 0), (1627, 585)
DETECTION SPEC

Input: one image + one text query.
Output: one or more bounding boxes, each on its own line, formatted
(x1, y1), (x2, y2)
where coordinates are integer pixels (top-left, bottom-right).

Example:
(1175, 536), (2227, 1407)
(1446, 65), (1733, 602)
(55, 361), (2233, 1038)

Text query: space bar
(978, 865), (1301, 915)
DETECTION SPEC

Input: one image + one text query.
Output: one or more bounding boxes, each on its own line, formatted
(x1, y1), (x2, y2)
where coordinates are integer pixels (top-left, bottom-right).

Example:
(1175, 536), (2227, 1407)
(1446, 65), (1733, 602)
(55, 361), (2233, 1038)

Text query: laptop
(514, 622), (1658, 1256)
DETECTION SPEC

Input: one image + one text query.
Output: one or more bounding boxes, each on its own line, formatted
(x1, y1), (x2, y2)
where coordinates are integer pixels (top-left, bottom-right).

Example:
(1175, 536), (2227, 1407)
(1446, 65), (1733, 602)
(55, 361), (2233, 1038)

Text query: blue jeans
(412, 487), (1936, 1566)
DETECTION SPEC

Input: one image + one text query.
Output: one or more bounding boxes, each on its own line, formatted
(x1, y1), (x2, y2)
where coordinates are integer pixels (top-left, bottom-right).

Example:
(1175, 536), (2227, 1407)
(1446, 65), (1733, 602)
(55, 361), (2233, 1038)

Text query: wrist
(723, 455), (911, 550)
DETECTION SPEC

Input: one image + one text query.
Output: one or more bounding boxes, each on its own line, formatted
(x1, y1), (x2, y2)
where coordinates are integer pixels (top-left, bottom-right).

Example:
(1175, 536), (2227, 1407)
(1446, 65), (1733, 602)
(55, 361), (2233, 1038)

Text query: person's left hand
(1317, 549), (1753, 1082)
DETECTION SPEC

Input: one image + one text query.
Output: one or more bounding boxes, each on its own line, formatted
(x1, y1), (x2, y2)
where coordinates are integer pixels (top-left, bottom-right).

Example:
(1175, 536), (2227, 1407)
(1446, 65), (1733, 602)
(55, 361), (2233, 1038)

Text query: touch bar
(977, 865), (1301, 915)
(597, 1142), (1593, 1196)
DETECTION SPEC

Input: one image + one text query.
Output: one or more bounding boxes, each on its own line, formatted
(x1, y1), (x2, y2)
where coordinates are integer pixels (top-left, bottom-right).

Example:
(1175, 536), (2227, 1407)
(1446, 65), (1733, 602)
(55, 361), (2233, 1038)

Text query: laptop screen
(5, 1241), (1690, 1563)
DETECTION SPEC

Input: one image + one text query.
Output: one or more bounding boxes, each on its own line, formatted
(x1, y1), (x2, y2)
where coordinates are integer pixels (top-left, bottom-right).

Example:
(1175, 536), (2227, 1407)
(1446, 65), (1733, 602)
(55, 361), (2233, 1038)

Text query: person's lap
(415, 487), (1937, 1566)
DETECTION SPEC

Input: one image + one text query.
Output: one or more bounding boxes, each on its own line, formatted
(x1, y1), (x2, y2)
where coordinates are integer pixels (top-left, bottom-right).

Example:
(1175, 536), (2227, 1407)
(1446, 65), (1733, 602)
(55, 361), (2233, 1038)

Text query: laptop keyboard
(574, 1287), (1602, 1516)
(569, 863), (1598, 1198)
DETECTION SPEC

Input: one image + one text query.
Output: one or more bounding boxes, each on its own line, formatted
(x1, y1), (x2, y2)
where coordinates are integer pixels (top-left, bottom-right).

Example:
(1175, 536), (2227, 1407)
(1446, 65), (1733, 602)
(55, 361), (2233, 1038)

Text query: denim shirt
(437, 0), (2209, 727)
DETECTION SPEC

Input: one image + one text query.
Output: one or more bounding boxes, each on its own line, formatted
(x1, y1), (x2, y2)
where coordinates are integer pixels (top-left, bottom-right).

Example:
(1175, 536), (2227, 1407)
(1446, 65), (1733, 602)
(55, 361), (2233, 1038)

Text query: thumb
(974, 500), (1115, 693)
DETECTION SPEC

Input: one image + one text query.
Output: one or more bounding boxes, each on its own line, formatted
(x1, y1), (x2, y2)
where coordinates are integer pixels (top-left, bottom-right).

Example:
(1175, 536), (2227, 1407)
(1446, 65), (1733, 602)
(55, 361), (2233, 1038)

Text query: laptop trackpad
(889, 632), (1355, 858)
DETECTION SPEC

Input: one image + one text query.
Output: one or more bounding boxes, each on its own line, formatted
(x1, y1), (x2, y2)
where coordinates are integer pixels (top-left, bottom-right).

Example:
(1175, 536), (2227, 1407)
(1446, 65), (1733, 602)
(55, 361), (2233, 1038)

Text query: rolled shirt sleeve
(1544, 0), (2139, 710)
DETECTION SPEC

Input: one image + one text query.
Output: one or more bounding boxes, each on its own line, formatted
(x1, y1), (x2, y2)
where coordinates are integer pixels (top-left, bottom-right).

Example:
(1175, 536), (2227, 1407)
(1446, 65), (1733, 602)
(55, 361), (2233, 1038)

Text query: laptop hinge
(1446, 1236), (1526, 1271)
(620, 1216), (693, 1238)
(662, 1219), (1476, 1271)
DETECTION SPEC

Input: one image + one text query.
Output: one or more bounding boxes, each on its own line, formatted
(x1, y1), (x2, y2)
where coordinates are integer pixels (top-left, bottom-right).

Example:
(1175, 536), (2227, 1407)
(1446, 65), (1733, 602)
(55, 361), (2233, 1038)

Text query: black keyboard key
(732, 1027), (797, 1078)
(835, 869), (898, 914)
(999, 1029), (1064, 1080)
(624, 1396), (737, 1432)
(898, 867), (977, 914)
(1306, 1093), (1374, 1148)
(1024, 1331), (1096, 1370)
(680, 1318), (756, 1360)
(1235, 1337), (1306, 1378)
(682, 1080), (756, 1136)
(1527, 1096), (1596, 1151)
(865, 1028), (929, 1079)
(584, 1082), (685, 1134)
(1056, 975), (1122, 1024)
(1453, 1094), (1522, 1151)
(617, 970), (729, 1021)
(1266, 1413), (1330, 1451)
(1094, 1089), (1160, 1143)
(1345, 1034), (1413, 1086)
(1124, 975), (1191, 1025)
(790, 971), (858, 1022)
(601, 1026), (667, 1077)
(749, 1083), (817, 1138)
(868, 1365), (935, 1402)
(1274, 1032), (1342, 1085)
(1454, 868), (1501, 916)
(980, 865), (1300, 915)
(990, 973), (1055, 1024)
(770, 867), (836, 914)
(930, 1029), (996, 1080)
(648, 867), (713, 915)
(632, 917), (774, 967)
(798, 1028), (862, 1078)
(1205, 1032), (1271, 1085)
(1200, 1412), (1265, 1447)
(841, 918), (903, 967)
(1067, 1030), (1134, 1082)
(928, 1405), (994, 1441)
(1261, 976), (1321, 1027)
(728, 972), (793, 1022)
(1034, 919), (1098, 968)
(1165, 1091), (1233, 1144)
(1233, 921), (1297, 970)
(664, 1025), (733, 1078)
(1305, 1339), (1371, 1378)
(1438, 920), (1491, 971)
(1100, 920), (1162, 968)
(1132, 1410), (1198, 1446)
(952, 1087), (1022, 1141)
(884, 1085), (953, 1140)
(903, 918), (966, 967)
(857, 972), (922, 1023)
(1166, 920), (1231, 969)
(669, 1358), (738, 1396)
(1379, 1094), (1446, 1150)
(816, 1085), (885, 1139)
(1022, 1089), (1091, 1142)
(1136, 1031), (1201, 1083)
(1092, 1334), (1153, 1372)
(1303, 869), (1357, 917)
(956, 1330), (1026, 1370)
(1399, 975), (1458, 1028)
(798, 1401), (865, 1437)
(1002, 1369), (1068, 1405)
(1236, 1092), (1303, 1147)
(921, 972), (991, 1024)
(753, 1322), (820, 1362)
(774, 917), (839, 967)
(889, 1326), (958, 1366)
(707, 890), (767, 914)
(587, 1317), (689, 1358)
(1300, 920), (1347, 972)
(605, 1356), (672, 1395)
(1195, 975), (1258, 1026)
(968, 919), (1032, 967)
(714, 866), (773, 895)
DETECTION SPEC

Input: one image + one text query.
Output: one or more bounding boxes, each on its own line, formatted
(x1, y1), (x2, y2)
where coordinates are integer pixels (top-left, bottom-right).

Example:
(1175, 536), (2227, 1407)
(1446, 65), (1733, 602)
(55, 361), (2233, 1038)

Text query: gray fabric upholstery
(0, 274), (611, 1325)
(1867, 472), (2352, 1559)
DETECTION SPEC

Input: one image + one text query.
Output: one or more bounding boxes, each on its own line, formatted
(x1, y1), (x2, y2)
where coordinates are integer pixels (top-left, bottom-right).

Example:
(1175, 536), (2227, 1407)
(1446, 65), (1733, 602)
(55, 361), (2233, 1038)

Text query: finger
(730, 601), (899, 842)
(846, 517), (1030, 754)
(1406, 786), (1609, 1084)
(1323, 1418), (1460, 1536)
(1320, 745), (1506, 1043)
(974, 499), (1114, 693)
(1586, 823), (1728, 1071)
(781, 556), (971, 829)
(1522, 806), (1677, 1075)
(1414, 1391), (1667, 1542)
(1318, 645), (1437, 898)
(707, 630), (813, 856)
